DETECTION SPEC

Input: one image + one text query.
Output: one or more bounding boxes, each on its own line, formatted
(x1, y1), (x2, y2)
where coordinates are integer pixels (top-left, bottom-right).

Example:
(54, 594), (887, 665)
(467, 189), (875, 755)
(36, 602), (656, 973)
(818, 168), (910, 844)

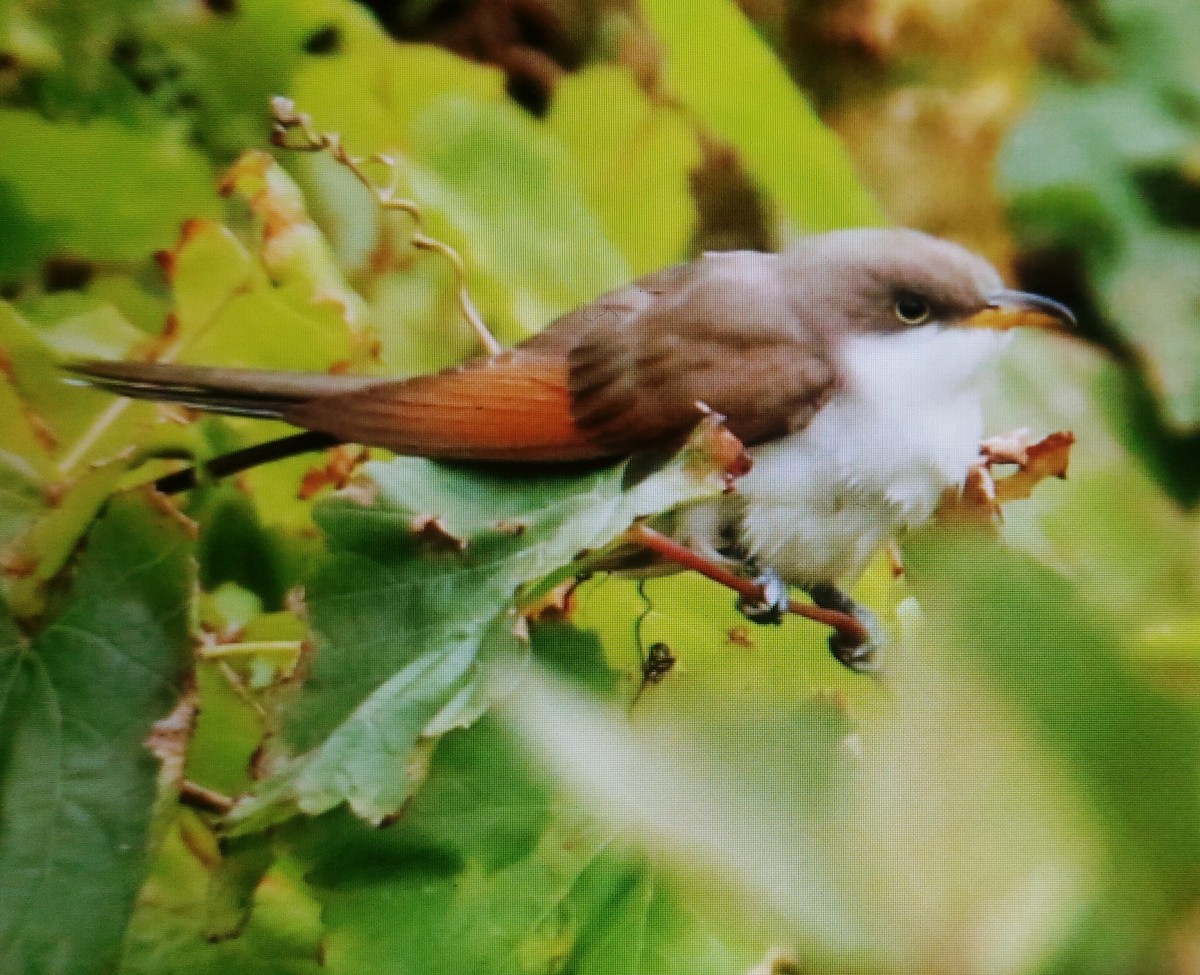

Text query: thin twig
(198, 639), (304, 660)
(215, 661), (269, 719)
(625, 523), (869, 647)
(269, 96), (502, 358)
(180, 779), (235, 815)
(55, 397), (127, 476)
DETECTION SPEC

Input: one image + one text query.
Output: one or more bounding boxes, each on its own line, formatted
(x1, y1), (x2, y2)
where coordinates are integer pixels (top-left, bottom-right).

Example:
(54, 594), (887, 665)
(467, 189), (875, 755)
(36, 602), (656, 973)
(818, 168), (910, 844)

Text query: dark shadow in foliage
(1134, 167), (1200, 232)
(530, 616), (620, 697)
(1014, 245), (1200, 507)
(0, 181), (62, 288)
(351, 0), (589, 115)
(191, 483), (314, 612)
(300, 808), (467, 890)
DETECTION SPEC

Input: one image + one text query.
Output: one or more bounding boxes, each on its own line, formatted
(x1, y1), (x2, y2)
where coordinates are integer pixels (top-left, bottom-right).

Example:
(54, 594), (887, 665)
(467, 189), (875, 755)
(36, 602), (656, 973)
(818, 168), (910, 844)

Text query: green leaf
(502, 670), (873, 953)
(192, 484), (300, 610)
(0, 300), (157, 615)
(407, 95), (631, 334)
(0, 373), (52, 477)
(202, 834), (276, 942)
(0, 301), (146, 471)
(0, 110), (220, 279)
(548, 65), (700, 275)
(241, 641), (476, 827)
(167, 221), (354, 373)
(84, 200), (362, 523)
(229, 443), (728, 831)
(0, 494), (194, 975)
(988, 330), (1200, 627)
(150, 0), (348, 157)
(506, 603), (1110, 970)
(287, 22), (578, 367)
(289, 17), (506, 156)
(14, 271), (170, 340)
(1, 461), (128, 618)
(119, 817), (324, 975)
(639, 0), (883, 232)
(0, 451), (44, 550)
(286, 717), (783, 975)
(1103, 230), (1200, 429)
(0, 302), (195, 610)
(1000, 4), (1200, 433)
(34, 305), (149, 361)
(186, 657), (268, 799)
(905, 529), (1200, 967)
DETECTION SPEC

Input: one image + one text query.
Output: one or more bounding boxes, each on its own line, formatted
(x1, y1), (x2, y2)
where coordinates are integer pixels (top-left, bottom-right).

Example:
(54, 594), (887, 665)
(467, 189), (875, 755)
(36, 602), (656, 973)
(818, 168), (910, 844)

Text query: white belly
(674, 326), (1003, 587)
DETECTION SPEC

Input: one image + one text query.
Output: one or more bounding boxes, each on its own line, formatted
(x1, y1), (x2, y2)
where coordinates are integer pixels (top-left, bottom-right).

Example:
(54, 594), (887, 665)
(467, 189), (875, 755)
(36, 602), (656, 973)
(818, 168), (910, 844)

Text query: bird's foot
(737, 570), (790, 625)
(807, 584), (887, 673)
(828, 618), (886, 673)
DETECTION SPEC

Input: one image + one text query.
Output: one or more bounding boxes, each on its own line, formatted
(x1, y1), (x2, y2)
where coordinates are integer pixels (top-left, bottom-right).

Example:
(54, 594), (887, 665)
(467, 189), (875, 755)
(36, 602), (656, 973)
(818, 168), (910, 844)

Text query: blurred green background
(2, 0), (1200, 973)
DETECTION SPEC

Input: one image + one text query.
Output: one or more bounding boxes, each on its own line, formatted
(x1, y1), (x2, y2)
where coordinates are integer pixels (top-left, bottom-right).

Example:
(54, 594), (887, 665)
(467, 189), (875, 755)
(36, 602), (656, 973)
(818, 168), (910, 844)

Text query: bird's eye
(893, 292), (931, 325)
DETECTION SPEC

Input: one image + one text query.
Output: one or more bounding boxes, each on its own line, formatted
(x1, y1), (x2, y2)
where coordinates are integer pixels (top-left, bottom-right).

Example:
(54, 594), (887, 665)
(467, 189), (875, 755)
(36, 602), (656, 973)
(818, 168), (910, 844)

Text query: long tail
(64, 360), (386, 420)
(65, 360), (390, 493)
(67, 351), (612, 467)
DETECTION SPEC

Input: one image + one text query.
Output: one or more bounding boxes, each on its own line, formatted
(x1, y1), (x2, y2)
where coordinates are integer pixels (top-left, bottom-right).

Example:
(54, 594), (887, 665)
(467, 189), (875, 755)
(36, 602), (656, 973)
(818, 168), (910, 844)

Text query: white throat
(840, 323), (1008, 406)
(676, 325), (1006, 587)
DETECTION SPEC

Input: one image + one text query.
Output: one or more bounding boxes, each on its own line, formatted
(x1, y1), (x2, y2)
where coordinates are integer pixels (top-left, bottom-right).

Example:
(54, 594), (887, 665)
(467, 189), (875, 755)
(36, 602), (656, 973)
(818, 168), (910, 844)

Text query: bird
(67, 228), (1074, 670)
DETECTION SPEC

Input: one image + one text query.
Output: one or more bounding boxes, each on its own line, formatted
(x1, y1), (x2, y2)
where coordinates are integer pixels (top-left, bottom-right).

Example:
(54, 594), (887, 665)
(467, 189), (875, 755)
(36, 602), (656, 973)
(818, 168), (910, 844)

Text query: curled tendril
(268, 96), (502, 358)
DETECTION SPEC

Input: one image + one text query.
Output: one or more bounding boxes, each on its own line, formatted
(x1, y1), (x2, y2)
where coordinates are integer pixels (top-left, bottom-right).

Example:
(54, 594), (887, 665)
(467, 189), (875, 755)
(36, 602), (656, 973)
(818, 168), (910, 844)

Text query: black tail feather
(154, 431), (339, 494)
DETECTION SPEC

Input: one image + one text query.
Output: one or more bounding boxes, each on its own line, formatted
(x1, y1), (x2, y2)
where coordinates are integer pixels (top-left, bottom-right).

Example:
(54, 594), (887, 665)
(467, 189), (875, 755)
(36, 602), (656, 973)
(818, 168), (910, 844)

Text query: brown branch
(179, 779), (235, 815)
(624, 523), (869, 646)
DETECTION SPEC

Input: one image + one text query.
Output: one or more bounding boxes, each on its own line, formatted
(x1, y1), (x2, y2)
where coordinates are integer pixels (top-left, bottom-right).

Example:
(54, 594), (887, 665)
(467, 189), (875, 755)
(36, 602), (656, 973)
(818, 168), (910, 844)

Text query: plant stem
(624, 523), (869, 645)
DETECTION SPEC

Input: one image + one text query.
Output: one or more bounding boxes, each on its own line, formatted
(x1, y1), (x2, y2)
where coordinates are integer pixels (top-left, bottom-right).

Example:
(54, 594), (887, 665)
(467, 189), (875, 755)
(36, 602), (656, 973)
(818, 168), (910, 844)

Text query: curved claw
(829, 608), (888, 673)
(830, 632), (880, 672)
(737, 571), (790, 625)
(807, 583), (889, 673)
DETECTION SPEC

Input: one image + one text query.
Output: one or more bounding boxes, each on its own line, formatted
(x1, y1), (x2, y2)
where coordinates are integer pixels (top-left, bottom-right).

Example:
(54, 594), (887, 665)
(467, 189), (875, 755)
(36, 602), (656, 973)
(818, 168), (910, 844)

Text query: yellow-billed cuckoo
(68, 229), (1074, 670)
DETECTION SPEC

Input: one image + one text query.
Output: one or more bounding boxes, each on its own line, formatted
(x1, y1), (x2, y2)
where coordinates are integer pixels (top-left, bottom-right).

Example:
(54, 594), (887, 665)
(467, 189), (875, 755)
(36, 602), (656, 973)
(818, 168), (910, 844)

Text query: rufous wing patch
(284, 353), (611, 462)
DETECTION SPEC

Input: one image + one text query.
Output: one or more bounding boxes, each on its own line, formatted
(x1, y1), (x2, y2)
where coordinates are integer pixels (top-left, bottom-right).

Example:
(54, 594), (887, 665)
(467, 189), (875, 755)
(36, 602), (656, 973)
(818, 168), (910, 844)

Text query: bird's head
(784, 228), (1075, 337)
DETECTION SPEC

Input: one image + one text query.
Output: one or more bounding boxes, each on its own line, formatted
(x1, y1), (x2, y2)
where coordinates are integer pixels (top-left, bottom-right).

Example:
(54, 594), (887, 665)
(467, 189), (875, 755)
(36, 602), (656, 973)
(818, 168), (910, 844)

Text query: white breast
(676, 326), (1006, 587)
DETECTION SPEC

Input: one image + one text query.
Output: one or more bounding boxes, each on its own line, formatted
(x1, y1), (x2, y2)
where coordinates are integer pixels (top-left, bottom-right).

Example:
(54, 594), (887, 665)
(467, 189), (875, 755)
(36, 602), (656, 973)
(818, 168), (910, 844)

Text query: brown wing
(288, 251), (837, 462)
(528, 250), (839, 454)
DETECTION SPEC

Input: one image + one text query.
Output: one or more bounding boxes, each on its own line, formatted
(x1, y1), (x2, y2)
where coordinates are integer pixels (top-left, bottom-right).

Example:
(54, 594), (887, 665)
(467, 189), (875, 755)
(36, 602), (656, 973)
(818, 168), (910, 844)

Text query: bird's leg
(741, 572), (885, 674)
(736, 568), (790, 625)
(806, 583), (886, 672)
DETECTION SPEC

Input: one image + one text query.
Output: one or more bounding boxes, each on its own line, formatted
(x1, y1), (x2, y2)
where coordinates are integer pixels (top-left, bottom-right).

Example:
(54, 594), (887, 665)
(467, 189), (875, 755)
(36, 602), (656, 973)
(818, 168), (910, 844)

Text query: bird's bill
(965, 290), (1077, 331)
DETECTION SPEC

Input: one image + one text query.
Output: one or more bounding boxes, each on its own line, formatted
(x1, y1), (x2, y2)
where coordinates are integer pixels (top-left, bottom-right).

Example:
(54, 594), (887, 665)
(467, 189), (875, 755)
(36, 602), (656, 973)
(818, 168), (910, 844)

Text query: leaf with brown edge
(408, 514), (468, 553)
(937, 430), (1076, 525)
(520, 578), (580, 623)
(0, 495), (194, 975)
(980, 428), (1032, 467)
(219, 151), (369, 337)
(993, 431), (1076, 503)
(225, 437), (728, 832)
(682, 409), (753, 489)
(297, 445), (370, 501)
(145, 685), (200, 788)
